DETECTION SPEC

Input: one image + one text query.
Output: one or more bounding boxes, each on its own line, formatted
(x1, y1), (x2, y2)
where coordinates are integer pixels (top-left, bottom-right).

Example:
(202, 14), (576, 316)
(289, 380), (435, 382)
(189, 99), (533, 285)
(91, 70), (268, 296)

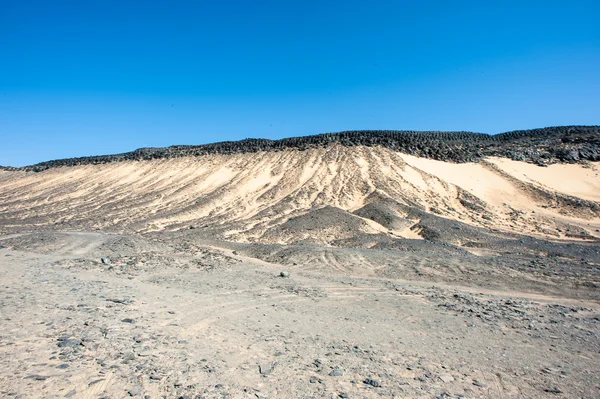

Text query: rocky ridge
(6, 125), (600, 172)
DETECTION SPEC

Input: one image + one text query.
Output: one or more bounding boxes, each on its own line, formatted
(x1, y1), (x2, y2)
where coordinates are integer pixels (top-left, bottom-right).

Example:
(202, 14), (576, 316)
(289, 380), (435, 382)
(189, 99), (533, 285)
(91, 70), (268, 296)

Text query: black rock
(544, 388), (562, 394)
(57, 338), (82, 348)
(363, 378), (380, 387)
(20, 126), (600, 171)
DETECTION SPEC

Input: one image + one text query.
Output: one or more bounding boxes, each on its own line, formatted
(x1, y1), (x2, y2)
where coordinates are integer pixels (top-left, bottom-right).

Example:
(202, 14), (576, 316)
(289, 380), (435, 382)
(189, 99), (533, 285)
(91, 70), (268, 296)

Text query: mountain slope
(1, 144), (599, 244)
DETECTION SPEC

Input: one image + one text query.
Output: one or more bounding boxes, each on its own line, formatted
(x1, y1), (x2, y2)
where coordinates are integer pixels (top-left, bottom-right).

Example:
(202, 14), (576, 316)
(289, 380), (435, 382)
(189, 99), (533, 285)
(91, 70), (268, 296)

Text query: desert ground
(0, 144), (599, 398)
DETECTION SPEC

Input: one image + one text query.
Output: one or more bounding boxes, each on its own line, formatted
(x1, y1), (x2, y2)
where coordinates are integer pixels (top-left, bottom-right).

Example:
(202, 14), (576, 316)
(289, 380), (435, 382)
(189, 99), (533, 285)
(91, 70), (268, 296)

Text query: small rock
(339, 393), (349, 398)
(544, 388), (562, 394)
(101, 257), (111, 265)
(57, 338), (82, 348)
(279, 271), (290, 278)
(473, 380), (486, 387)
(329, 368), (344, 377)
(64, 390), (76, 398)
(121, 318), (135, 324)
(25, 374), (49, 381)
(128, 385), (143, 396)
(439, 373), (454, 383)
(364, 378), (380, 387)
(107, 298), (131, 304)
(56, 364), (69, 369)
(259, 362), (276, 375)
(149, 373), (162, 380)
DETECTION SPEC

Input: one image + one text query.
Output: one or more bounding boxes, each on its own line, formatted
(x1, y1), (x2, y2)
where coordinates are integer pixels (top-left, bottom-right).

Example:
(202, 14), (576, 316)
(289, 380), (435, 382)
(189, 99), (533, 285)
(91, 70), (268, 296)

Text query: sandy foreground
(0, 231), (598, 399)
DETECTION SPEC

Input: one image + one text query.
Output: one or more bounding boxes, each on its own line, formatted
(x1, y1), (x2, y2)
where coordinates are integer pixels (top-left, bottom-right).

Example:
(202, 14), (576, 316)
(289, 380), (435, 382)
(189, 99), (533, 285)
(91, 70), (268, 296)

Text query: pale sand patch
(400, 154), (524, 209)
(488, 157), (600, 202)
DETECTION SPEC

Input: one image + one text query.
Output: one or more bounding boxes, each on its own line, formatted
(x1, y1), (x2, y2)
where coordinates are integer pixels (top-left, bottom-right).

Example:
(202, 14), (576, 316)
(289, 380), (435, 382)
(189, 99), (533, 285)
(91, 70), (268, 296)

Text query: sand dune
(1, 145), (599, 243)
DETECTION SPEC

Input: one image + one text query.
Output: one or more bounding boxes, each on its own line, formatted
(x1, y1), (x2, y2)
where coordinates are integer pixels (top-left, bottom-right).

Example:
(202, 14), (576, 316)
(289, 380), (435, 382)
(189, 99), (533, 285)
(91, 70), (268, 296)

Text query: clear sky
(1, 0), (599, 166)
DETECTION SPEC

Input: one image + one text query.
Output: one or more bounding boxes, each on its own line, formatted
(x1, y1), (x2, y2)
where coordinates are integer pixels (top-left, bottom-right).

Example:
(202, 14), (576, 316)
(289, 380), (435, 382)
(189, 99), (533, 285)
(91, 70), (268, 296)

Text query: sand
(1, 145), (598, 243)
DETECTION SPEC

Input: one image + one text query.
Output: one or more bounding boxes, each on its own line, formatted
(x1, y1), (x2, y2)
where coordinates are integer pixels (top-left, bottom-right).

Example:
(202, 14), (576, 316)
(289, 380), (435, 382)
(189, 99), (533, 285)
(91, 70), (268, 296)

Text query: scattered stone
(121, 318), (135, 323)
(544, 388), (562, 394)
(57, 337), (81, 348)
(128, 385), (143, 396)
(364, 378), (380, 387)
(56, 364), (69, 369)
(329, 368), (344, 376)
(279, 271), (290, 278)
(107, 298), (131, 304)
(25, 374), (50, 381)
(473, 380), (486, 387)
(339, 393), (349, 398)
(259, 362), (276, 375)
(149, 373), (162, 380)
(439, 373), (454, 383)
(101, 257), (111, 265)
(133, 335), (145, 343)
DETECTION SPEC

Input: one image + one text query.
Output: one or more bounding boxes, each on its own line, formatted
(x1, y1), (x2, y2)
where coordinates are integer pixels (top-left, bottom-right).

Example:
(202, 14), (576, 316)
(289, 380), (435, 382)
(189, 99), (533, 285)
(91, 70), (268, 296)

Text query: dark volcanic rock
(11, 125), (600, 171)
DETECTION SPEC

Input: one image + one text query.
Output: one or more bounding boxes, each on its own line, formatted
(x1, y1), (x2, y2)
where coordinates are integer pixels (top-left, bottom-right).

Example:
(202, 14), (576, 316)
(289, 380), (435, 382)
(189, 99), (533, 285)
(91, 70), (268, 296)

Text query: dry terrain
(0, 142), (599, 398)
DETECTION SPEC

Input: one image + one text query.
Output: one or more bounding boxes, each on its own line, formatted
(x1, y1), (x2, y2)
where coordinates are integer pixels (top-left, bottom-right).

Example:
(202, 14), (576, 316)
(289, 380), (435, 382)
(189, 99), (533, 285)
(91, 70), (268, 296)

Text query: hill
(1, 134), (599, 244)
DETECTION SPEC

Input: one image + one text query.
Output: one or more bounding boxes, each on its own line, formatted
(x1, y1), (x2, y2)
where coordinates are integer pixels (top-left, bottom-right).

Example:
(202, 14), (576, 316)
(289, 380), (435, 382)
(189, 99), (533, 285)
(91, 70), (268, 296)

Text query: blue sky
(1, 0), (599, 166)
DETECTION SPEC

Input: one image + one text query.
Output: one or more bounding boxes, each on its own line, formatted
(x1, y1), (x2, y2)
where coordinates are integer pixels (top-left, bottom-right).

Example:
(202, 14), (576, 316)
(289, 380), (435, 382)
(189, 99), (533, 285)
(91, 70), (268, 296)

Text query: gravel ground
(0, 231), (598, 399)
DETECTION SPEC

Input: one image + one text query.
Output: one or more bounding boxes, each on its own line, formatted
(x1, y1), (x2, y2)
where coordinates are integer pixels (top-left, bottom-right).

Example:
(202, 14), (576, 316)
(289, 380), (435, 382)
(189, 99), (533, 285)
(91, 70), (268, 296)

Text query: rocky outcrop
(13, 125), (600, 171)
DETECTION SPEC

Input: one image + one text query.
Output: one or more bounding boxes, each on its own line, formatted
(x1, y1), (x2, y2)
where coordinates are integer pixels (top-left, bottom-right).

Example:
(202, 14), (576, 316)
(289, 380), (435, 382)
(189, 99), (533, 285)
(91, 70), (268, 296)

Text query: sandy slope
(0, 145), (599, 243)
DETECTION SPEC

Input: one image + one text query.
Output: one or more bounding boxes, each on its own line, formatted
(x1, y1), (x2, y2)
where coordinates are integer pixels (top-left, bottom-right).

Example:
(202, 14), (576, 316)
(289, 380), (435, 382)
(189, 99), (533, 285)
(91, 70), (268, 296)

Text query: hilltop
(8, 125), (600, 172)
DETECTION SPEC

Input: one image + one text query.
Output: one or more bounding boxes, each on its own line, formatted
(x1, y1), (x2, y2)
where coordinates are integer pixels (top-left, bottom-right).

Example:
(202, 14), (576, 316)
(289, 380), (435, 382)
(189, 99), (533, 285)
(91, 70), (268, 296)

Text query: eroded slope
(1, 145), (599, 245)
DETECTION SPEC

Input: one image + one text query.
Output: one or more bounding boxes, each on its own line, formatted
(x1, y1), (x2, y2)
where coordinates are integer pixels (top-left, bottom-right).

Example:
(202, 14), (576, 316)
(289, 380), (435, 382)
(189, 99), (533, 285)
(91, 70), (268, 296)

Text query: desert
(0, 127), (599, 398)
